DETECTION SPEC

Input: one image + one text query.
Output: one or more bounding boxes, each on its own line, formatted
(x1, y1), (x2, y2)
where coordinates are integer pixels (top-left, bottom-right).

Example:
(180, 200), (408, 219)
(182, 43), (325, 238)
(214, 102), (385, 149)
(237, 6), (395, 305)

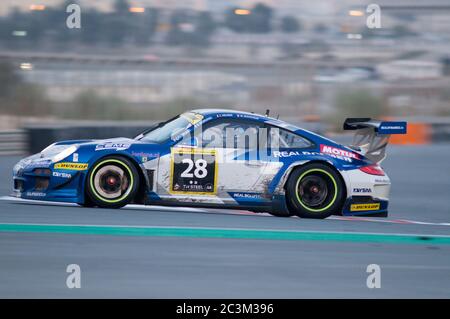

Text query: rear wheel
(285, 163), (345, 219)
(86, 156), (139, 209)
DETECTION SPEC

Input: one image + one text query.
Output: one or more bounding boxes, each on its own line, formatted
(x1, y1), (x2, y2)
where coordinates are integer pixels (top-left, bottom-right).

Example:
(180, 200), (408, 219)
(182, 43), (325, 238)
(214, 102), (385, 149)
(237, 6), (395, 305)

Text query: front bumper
(12, 156), (84, 203)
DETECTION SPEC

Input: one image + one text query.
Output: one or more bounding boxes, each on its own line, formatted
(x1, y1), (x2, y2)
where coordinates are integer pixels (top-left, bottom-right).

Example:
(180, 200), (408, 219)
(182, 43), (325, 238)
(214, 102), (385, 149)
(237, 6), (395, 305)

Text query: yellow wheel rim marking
(89, 159), (134, 204)
(295, 168), (338, 213)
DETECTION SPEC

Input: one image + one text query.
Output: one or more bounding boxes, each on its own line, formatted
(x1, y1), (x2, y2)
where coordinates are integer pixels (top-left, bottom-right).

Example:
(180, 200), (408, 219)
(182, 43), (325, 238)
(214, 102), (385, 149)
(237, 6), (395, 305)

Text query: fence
(0, 130), (27, 156)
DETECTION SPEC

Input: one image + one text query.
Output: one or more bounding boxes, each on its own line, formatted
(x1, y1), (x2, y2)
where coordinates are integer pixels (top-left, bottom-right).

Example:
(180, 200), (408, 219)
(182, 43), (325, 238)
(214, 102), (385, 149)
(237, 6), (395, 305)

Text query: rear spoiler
(343, 118), (407, 163)
(343, 118), (407, 134)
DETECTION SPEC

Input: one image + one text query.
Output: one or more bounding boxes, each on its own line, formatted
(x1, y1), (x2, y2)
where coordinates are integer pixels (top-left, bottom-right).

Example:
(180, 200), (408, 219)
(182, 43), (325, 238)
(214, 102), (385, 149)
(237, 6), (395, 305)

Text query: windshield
(139, 112), (203, 143)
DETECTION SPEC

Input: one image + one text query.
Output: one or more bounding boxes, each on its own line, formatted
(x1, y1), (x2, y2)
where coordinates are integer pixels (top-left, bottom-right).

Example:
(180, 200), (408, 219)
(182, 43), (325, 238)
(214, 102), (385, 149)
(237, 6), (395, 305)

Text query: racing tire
(285, 163), (345, 219)
(79, 197), (96, 208)
(86, 156), (139, 209)
(268, 211), (295, 217)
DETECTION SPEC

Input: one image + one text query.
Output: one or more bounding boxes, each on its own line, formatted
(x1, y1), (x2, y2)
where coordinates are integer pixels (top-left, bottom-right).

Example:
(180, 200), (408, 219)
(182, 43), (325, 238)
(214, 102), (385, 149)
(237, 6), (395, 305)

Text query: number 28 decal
(180, 158), (208, 179)
(170, 148), (217, 195)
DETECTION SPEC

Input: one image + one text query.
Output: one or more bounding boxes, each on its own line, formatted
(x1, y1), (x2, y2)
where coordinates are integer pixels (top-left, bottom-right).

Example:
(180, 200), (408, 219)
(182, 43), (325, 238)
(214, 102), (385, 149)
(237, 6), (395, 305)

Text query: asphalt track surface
(0, 145), (449, 298)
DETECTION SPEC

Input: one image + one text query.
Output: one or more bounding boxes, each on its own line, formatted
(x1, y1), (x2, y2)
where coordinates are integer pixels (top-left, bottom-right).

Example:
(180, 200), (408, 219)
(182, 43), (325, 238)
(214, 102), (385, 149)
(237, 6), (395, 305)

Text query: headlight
(41, 143), (56, 154)
(51, 145), (78, 163)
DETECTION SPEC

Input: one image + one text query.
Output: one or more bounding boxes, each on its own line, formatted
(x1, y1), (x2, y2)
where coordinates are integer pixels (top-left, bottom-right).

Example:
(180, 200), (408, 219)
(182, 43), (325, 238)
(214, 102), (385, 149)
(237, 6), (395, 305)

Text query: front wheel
(285, 163), (345, 219)
(86, 156), (139, 209)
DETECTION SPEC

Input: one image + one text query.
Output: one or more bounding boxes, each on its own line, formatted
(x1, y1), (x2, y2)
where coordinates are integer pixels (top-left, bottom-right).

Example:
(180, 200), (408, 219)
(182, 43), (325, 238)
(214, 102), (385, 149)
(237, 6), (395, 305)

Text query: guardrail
(0, 130), (27, 156)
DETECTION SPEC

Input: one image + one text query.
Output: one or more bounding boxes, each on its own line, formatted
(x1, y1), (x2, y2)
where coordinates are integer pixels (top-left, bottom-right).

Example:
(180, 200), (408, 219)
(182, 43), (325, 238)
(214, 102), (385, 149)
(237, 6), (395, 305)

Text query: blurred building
(21, 68), (248, 103)
(377, 60), (442, 81)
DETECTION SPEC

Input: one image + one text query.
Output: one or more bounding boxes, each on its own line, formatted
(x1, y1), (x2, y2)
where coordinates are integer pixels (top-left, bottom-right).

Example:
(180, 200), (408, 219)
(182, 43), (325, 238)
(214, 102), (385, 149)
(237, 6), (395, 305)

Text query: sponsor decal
(216, 113), (234, 118)
(73, 153), (79, 162)
(26, 191), (46, 197)
(52, 171), (72, 178)
(273, 150), (355, 163)
(378, 121), (407, 134)
(170, 148), (217, 195)
(228, 192), (266, 203)
(27, 159), (52, 169)
(350, 203), (380, 211)
(230, 192), (263, 199)
(131, 151), (159, 162)
(181, 113), (204, 125)
(353, 187), (372, 193)
(236, 113), (260, 120)
(320, 145), (360, 160)
(273, 150), (303, 158)
(54, 162), (88, 170)
(95, 142), (130, 151)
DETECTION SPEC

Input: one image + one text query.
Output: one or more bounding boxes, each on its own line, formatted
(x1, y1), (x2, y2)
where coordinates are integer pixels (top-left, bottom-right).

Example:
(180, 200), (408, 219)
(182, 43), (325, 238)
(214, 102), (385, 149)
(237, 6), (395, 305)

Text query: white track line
(1, 196), (450, 227)
(0, 196), (208, 213)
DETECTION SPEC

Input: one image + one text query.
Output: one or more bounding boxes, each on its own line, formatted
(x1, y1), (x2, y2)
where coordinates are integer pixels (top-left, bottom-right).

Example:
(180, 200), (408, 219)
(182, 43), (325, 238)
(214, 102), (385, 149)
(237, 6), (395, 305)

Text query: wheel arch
(282, 160), (348, 217)
(82, 153), (148, 205)
(282, 160), (347, 200)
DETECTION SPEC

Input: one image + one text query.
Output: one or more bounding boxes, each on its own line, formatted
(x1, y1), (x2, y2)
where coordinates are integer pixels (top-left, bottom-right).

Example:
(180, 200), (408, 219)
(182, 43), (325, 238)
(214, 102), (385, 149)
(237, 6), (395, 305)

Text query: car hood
(54, 137), (147, 150)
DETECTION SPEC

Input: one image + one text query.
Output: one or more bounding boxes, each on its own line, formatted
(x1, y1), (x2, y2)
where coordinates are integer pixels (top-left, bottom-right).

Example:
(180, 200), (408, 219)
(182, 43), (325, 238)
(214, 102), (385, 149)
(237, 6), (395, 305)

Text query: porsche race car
(12, 109), (407, 219)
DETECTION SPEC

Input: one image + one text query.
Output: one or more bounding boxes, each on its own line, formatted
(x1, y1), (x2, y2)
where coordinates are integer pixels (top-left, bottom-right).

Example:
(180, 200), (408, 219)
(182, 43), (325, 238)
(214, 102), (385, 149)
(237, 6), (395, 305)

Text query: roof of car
(191, 108), (280, 123)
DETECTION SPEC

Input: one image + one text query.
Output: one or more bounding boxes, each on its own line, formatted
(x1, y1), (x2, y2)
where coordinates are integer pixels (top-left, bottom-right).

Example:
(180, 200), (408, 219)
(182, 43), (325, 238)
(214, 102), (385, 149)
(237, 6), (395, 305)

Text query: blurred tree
(224, 7), (248, 32)
(67, 90), (128, 120)
(313, 23), (328, 34)
(3, 8), (28, 49)
(392, 25), (417, 38)
(12, 84), (52, 116)
(114, 0), (130, 13)
(80, 9), (103, 45)
(249, 3), (273, 33)
(224, 3), (273, 33)
(0, 64), (52, 117)
(100, 0), (133, 46)
(131, 8), (159, 46)
(191, 11), (216, 47)
(328, 89), (384, 130)
(165, 10), (190, 46)
(441, 56), (450, 76)
(0, 62), (21, 99)
(280, 15), (301, 33)
(165, 10), (216, 48)
(279, 42), (302, 59)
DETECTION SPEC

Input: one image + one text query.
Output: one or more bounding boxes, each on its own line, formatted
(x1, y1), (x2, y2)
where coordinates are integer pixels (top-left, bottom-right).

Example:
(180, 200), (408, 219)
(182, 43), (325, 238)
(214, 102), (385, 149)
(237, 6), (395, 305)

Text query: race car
(12, 109), (407, 219)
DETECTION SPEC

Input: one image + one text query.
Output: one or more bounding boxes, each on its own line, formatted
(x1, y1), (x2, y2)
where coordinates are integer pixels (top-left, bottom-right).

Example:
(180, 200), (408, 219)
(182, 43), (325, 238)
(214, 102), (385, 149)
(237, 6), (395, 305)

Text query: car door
(202, 119), (268, 195)
(157, 118), (270, 205)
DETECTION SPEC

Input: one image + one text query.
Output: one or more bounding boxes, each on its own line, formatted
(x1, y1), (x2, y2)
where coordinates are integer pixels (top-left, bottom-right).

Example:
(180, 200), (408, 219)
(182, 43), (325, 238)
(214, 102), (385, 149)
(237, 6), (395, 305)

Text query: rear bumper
(342, 196), (389, 217)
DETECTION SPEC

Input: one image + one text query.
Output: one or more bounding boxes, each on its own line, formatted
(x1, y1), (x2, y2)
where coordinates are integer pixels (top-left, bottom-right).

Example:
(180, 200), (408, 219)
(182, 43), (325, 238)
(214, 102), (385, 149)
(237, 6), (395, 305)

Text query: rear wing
(343, 118), (407, 163)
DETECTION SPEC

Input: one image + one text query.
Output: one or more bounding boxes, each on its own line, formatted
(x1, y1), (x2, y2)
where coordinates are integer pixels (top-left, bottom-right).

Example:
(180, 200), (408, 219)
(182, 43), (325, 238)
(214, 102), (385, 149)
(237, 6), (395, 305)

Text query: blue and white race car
(12, 109), (407, 219)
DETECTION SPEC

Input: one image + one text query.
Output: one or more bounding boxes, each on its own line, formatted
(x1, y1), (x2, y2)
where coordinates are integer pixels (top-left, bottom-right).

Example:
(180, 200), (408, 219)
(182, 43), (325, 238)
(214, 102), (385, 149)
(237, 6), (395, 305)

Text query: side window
(269, 127), (312, 149)
(189, 119), (265, 149)
(201, 122), (227, 148)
